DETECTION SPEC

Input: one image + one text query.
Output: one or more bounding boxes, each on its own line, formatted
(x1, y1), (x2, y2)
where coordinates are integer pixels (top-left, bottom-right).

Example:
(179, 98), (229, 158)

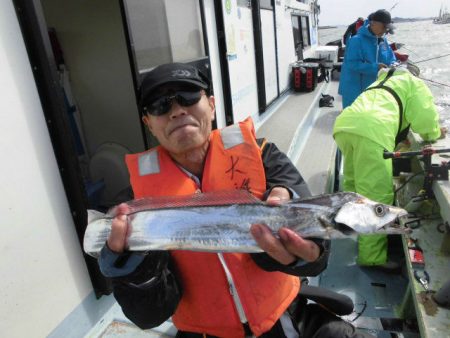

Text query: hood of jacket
(357, 21), (379, 41)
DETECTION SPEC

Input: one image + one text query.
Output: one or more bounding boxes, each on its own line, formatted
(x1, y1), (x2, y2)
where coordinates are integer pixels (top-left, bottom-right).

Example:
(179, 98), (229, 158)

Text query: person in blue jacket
(338, 9), (397, 108)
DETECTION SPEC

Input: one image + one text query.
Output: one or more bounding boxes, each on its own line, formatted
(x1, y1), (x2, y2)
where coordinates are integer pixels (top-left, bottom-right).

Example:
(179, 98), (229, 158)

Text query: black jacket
(109, 141), (330, 330)
(343, 20), (362, 45)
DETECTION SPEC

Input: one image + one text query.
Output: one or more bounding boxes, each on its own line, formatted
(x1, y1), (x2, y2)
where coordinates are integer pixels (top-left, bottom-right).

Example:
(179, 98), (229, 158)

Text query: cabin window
(300, 16), (310, 47)
(291, 14), (310, 54)
(122, 0), (206, 75)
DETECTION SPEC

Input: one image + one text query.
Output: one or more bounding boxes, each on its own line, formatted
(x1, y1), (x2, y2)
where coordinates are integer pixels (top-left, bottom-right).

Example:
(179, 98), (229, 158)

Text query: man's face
(142, 84), (215, 155)
(370, 21), (389, 37)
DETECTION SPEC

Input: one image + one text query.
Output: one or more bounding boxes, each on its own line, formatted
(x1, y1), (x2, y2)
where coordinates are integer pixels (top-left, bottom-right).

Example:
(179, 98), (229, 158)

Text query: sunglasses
(144, 90), (204, 116)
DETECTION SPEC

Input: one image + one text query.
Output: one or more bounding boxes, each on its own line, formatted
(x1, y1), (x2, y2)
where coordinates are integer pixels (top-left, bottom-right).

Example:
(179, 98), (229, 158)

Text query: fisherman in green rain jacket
(333, 66), (445, 267)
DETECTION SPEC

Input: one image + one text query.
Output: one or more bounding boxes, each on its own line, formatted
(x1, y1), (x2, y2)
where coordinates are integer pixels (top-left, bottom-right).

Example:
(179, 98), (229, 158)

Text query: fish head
(334, 195), (408, 234)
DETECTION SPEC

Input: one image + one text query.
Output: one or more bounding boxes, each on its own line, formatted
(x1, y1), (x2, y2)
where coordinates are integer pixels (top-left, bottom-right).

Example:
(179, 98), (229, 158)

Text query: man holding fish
(97, 63), (376, 337)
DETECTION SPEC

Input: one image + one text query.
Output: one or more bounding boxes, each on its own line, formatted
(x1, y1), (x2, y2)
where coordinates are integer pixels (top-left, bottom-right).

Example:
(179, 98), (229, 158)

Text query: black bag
(319, 94), (334, 107)
(303, 58), (330, 83)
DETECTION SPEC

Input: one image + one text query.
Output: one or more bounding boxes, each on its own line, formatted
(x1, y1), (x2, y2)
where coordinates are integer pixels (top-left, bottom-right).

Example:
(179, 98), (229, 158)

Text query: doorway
(13, 0), (213, 296)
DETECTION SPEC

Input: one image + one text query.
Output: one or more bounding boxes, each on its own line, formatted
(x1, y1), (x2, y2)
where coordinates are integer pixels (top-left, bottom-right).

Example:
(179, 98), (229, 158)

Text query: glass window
(123, 0), (205, 74)
(301, 16), (310, 47)
(291, 15), (301, 47)
(292, 15), (310, 50)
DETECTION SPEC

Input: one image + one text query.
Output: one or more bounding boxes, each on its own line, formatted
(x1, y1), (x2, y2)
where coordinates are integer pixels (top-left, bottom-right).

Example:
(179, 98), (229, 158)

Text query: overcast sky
(318, 0), (449, 26)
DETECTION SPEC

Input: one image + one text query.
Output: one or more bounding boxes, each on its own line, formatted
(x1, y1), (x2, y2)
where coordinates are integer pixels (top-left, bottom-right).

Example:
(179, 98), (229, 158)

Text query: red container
(292, 62), (319, 92)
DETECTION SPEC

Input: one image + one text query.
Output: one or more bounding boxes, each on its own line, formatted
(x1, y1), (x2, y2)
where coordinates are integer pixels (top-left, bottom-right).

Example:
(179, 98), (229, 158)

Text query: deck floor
(256, 83), (325, 156)
(320, 238), (414, 336)
(256, 79), (339, 195)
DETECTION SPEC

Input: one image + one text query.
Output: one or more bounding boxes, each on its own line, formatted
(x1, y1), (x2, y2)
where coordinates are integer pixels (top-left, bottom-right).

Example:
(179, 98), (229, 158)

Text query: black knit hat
(369, 9), (395, 32)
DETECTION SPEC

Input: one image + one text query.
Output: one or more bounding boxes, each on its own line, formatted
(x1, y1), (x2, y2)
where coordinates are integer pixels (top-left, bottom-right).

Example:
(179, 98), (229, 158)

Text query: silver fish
(83, 190), (408, 257)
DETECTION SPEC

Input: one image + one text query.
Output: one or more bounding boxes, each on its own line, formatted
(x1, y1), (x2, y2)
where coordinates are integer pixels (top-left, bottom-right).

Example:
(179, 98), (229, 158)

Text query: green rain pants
(334, 132), (394, 266)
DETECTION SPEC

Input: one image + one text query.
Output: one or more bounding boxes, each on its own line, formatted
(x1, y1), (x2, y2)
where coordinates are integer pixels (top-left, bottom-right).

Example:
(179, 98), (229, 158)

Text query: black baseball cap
(139, 63), (209, 109)
(369, 9), (395, 32)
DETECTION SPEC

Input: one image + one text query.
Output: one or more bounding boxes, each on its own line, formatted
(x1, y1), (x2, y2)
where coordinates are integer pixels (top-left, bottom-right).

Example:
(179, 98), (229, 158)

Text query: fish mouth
(393, 214), (413, 234)
(379, 215), (412, 234)
(334, 222), (358, 236)
(334, 215), (410, 236)
(389, 205), (409, 219)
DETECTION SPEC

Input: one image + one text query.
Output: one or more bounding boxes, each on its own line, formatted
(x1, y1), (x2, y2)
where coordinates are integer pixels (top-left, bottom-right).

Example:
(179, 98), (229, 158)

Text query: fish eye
(374, 204), (386, 217)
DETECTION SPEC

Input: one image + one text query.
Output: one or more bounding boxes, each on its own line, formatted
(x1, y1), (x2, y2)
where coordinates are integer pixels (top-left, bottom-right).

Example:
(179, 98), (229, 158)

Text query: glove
(98, 244), (146, 278)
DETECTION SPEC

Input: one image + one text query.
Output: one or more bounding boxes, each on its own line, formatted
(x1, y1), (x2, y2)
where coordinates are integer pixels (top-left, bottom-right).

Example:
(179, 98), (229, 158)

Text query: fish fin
(108, 190), (262, 216)
(318, 215), (333, 228)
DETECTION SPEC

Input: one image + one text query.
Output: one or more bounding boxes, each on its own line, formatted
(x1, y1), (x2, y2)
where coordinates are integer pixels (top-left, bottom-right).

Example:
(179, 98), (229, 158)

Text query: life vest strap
(364, 68), (410, 145)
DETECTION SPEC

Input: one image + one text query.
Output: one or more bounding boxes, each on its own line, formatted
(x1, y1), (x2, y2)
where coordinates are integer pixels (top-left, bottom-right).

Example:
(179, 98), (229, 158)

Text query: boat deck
(256, 79), (340, 195)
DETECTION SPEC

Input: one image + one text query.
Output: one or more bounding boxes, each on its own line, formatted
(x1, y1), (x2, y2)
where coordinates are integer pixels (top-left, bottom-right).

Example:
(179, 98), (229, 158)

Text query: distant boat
(433, 4), (450, 24)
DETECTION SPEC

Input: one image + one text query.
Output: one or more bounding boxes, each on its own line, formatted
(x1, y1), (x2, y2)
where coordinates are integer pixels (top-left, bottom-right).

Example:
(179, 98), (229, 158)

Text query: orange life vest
(125, 118), (300, 337)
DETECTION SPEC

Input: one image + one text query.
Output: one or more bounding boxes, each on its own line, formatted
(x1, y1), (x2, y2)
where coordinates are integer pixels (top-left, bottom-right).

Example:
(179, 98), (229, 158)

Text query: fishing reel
(384, 146), (450, 199)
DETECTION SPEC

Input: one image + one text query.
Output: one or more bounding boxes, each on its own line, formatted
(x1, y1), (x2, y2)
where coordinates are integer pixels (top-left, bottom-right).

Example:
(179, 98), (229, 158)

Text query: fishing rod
(418, 76), (450, 89)
(387, 38), (450, 64)
(414, 52), (450, 64)
(386, 38), (423, 61)
(390, 2), (399, 11)
(384, 146), (450, 199)
(397, 44), (423, 59)
(388, 60), (450, 88)
(387, 36), (450, 66)
(383, 146), (450, 161)
(392, 51), (450, 88)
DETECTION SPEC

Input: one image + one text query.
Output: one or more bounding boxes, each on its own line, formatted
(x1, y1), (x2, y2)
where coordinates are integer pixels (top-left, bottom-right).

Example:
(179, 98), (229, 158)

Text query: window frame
(291, 13), (311, 51)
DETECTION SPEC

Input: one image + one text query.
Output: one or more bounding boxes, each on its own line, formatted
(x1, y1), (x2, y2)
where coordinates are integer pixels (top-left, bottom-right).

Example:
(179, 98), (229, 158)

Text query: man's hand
(107, 203), (131, 253)
(250, 187), (321, 265)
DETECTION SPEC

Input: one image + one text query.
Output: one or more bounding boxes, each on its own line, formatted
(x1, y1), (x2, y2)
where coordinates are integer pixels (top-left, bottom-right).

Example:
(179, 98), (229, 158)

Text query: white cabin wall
(203, 0), (226, 129)
(222, 0), (259, 123)
(41, 0), (145, 156)
(260, 9), (278, 104)
(0, 2), (95, 337)
(274, 0), (298, 92)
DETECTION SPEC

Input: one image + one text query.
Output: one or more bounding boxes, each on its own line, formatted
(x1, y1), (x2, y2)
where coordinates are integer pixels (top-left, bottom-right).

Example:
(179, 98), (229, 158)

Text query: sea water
(319, 20), (450, 128)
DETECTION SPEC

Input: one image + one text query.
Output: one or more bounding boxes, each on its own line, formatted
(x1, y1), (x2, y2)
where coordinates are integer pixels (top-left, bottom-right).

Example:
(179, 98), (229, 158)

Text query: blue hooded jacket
(338, 21), (396, 108)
